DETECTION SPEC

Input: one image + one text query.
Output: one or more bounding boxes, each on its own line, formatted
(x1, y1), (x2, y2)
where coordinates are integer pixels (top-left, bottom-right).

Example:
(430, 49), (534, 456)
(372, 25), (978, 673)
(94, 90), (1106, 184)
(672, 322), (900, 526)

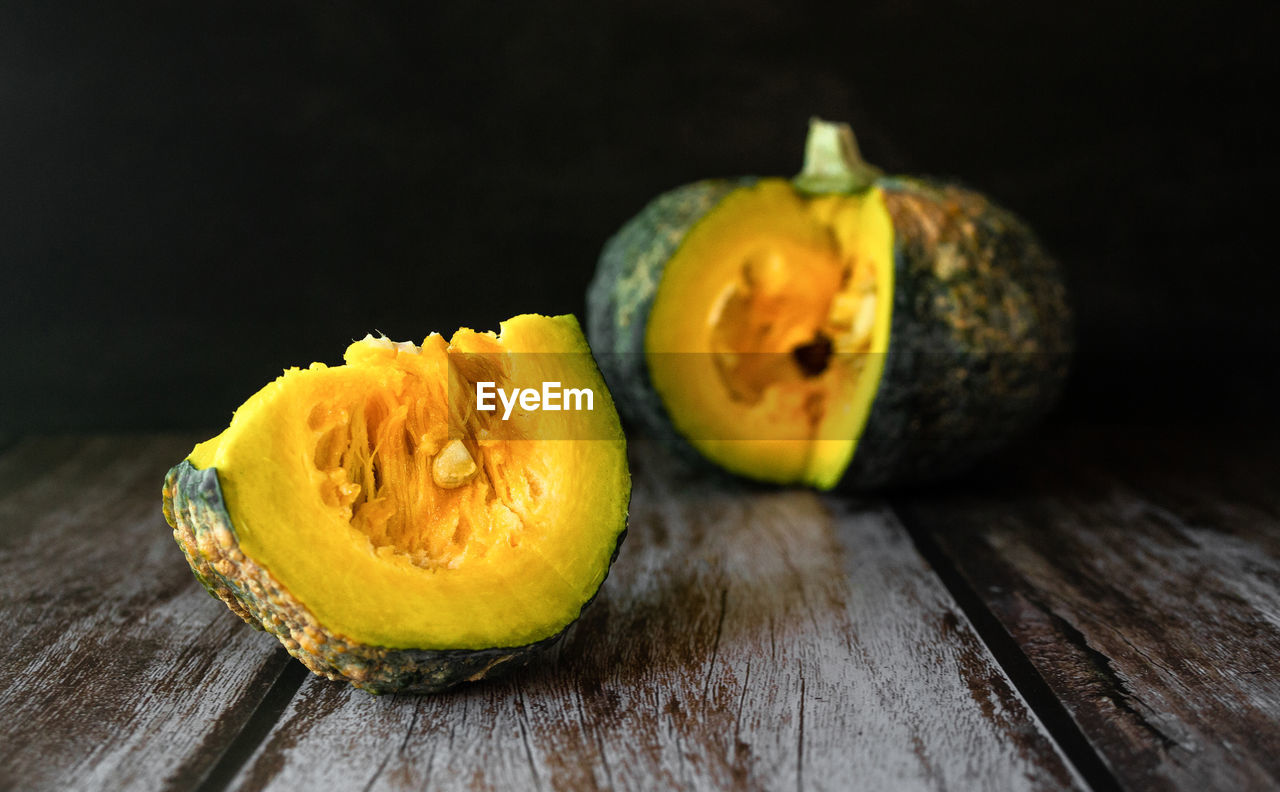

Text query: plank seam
(187, 652), (309, 792)
(894, 509), (1123, 792)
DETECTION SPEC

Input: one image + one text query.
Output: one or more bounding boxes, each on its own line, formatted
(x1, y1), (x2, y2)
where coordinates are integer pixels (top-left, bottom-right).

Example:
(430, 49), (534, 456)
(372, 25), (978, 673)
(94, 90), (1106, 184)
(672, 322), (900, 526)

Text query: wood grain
(0, 436), (288, 792)
(896, 427), (1280, 791)
(225, 441), (1082, 792)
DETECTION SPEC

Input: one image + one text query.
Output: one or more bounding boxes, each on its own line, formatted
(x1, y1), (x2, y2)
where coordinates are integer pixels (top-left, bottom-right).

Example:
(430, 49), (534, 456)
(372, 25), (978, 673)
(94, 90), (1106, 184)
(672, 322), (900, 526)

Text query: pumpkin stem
(794, 118), (882, 194)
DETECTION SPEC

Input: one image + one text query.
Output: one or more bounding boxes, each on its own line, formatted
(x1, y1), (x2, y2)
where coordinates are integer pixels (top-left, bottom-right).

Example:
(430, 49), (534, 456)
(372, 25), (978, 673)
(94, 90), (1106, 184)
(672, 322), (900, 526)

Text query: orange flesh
(708, 229), (880, 408)
(308, 333), (544, 570)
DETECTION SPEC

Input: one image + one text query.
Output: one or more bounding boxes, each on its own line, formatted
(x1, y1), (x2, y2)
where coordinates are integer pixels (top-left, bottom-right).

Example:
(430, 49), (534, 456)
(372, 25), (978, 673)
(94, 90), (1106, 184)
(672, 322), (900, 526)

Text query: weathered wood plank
(896, 427), (1280, 791)
(227, 440), (1083, 792)
(0, 436), (291, 792)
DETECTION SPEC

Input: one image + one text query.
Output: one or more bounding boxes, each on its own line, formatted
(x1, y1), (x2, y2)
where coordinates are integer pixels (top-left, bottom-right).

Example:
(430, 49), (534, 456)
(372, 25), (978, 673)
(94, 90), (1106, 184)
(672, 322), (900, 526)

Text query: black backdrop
(4, 1), (1276, 431)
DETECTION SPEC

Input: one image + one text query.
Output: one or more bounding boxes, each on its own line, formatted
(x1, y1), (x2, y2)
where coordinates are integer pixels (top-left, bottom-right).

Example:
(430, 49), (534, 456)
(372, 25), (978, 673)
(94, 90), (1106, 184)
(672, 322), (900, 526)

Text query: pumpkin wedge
(163, 314), (629, 693)
(588, 119), (1071, 489)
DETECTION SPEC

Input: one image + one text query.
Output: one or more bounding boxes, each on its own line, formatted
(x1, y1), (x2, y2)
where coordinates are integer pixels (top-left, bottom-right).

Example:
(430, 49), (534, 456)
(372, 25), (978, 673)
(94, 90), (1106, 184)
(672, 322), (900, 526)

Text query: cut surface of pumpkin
(180, 314), (628, 656)
(644, 180), (894, 488)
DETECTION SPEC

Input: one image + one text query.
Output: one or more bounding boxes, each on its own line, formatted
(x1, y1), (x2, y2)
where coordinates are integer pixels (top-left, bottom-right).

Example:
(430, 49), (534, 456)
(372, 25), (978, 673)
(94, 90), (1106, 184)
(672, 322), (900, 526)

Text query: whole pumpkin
(587, 120), (1071, 489)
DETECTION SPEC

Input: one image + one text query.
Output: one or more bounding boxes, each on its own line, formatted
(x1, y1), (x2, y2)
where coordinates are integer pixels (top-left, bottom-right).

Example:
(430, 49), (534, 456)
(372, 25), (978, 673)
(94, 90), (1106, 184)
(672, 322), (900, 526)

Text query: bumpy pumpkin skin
(163, 461), (623, 695)
(586, 174), (1071, 490)
(848, 177), (1071, 488)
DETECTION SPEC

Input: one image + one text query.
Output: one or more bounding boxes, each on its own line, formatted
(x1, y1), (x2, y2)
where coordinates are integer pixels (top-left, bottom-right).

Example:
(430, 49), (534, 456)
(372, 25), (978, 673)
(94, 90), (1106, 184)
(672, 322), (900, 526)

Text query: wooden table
(2, 429), (1277, 791)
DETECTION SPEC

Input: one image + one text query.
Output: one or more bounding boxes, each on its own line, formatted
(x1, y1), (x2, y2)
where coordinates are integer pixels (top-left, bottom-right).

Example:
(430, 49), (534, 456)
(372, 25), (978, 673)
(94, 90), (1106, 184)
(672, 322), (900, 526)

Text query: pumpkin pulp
(187, 314), (628, 650)
(644, 180), (894, 488)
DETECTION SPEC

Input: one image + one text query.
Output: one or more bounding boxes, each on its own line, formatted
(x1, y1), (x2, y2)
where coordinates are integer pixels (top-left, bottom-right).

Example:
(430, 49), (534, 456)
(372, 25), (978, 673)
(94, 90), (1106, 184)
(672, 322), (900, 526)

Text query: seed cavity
(792, 334), (834, 378)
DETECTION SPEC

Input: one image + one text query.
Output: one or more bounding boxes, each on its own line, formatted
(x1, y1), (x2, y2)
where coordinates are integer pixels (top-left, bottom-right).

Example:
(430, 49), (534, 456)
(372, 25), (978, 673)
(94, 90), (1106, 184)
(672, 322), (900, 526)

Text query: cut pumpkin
(588, 119), (1072, 490)
(163, 314), (629, 693)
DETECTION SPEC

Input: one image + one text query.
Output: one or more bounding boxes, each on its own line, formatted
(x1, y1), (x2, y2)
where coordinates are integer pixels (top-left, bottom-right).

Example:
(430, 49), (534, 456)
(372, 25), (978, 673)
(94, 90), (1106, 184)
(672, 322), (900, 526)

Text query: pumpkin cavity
(307, 335), (541, 571)
(707, 232), (880, 417)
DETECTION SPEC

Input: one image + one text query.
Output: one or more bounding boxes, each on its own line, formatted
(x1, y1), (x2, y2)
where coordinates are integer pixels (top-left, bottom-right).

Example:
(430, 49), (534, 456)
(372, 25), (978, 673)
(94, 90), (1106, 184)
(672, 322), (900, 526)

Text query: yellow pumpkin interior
(187, 314), (629, 650)
(645, 179), (894, 488)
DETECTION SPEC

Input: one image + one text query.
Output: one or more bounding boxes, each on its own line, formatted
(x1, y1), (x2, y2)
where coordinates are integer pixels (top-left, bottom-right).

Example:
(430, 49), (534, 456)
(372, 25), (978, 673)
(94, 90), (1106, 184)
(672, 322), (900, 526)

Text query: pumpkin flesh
(186, 314), (627, 651)
(643, 179), (894, 488)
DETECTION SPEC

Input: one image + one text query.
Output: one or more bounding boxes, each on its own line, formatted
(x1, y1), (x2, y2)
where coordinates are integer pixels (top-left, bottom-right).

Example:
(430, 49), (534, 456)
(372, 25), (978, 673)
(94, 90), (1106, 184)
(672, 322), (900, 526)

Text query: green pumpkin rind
(844, 176), (1071, 489)
(586, 173), (1071, 489)
(162, 461), (624, 694)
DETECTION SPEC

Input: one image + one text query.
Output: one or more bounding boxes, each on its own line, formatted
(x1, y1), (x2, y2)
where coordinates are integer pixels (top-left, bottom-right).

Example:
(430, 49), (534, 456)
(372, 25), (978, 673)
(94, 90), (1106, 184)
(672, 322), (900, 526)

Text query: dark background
(3, 0), (1276, 432)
